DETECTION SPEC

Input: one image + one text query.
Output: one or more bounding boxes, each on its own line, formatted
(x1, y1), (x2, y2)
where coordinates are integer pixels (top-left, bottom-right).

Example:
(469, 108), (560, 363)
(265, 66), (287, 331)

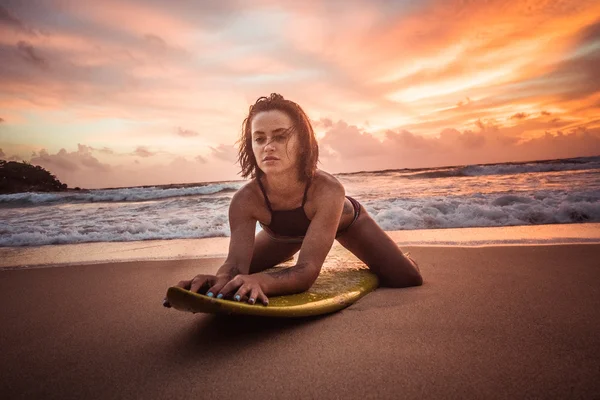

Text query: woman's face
(251, 110), (301, 176)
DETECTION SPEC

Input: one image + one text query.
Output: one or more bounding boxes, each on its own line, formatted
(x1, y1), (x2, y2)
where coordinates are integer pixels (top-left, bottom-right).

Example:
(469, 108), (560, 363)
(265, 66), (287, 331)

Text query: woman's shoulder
(231, 179), (264, 207)
(310, 170), (344, 197)
(229, 179), (271, 221)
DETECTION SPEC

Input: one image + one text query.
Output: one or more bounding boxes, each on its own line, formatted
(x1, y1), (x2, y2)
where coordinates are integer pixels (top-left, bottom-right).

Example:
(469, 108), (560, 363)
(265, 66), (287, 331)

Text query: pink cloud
(319, 118), (600, 173)
(176, 127), (199, 137)
(319, 121), (382, 159)
(24, 144), (240, 188)
(133, 147), (155, 158)
(210, 144), (238, 163)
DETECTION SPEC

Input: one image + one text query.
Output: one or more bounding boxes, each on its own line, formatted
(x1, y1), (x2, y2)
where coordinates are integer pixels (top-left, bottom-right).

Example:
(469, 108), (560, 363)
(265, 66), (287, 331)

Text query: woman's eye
(275, 135), (287, 142)
(254, 137), (266, 144)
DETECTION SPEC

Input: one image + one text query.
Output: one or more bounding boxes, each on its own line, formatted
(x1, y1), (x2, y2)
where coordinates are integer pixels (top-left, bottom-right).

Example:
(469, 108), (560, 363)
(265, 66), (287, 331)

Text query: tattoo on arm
(269, 263), (309, 280)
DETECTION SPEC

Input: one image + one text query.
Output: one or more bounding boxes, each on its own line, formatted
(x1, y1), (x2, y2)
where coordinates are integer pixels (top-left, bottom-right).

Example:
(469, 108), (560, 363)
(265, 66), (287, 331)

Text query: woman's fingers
(219, 276), (243, 298)
(258, 291), (269, 306)
(189, 275), (215, 294)
(244, 287), (268, 306)
(247, 287), (259, 304)
(233, 284), (250, 302)
(175, 279), (192, 290)
(165, 276), (270, 307)
(188, 277), (204, 293)
(163, 279), (191, 307)
(206, 280), (227, 299)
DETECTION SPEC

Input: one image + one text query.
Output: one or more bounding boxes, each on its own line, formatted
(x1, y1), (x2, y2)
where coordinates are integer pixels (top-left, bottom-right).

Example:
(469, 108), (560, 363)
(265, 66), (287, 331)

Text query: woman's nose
(264, 140), (276, 151)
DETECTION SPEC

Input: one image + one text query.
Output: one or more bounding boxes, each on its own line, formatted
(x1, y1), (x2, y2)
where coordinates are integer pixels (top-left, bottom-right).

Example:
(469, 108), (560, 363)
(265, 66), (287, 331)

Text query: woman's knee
(380, 270), (423, 288)
(375, 256), (424, 288)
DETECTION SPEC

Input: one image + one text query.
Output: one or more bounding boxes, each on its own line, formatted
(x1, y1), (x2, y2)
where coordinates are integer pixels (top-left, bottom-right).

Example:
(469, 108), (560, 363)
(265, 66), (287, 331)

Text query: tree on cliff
(0, 160), (68, 194)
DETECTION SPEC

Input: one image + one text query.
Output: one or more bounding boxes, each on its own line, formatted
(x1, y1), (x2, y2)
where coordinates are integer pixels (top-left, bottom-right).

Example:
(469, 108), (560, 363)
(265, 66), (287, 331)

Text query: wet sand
(1, 244), (600, 399)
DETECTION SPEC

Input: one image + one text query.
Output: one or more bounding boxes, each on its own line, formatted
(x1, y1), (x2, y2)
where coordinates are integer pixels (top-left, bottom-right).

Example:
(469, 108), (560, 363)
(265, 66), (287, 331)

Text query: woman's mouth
(263, 156), (279, 161)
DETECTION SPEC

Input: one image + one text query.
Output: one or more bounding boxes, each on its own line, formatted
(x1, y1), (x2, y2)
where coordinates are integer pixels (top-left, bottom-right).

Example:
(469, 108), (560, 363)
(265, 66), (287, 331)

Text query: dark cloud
(541, 110), (551, 116)
(176, 127), (199, 137)
(144, 34), (167, 48)
(510, 112), (528, 120)
(16, 40), (48, 69)
(0, 4), (35, 35)
(576, 19), (600, 46)
(528, 20), (600, 102)
(133, 146), (155, 158)
(124, 0), (241, 30)
(0, 117), (4, 123)
(143, 34), (170, 56)
(195, 155), (207, 164)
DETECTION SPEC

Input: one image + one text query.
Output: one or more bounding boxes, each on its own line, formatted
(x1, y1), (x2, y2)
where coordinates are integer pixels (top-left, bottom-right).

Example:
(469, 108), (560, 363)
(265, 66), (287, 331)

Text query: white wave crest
(0, 181), (244, 205)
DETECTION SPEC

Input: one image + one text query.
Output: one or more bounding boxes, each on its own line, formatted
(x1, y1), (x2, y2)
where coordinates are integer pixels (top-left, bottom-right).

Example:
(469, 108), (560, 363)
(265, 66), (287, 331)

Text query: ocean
(1, 156), (599, 247)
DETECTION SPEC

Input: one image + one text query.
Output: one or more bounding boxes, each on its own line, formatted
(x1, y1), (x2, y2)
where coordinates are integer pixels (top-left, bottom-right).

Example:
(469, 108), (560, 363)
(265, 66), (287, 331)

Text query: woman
(164, 93), (422, 307)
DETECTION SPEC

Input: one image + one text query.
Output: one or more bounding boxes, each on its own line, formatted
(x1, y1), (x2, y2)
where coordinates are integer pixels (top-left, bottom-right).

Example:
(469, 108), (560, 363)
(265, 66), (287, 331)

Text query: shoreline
(1, 223), (599, 270)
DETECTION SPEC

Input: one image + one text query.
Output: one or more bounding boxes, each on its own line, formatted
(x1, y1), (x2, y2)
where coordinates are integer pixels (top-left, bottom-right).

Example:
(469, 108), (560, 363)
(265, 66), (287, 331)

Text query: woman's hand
(218, 274), (269, 306)
(163, 273), (229, 308)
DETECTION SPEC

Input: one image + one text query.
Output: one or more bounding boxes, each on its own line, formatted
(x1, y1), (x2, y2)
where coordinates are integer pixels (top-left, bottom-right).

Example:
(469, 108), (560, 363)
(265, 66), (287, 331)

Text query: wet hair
(238, 93), (319, 181)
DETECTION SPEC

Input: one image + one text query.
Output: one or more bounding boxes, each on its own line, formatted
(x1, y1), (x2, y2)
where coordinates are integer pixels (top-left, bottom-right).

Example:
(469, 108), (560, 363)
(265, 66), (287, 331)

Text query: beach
(1, 225), (600, 399)
(3, 1), (600, 398)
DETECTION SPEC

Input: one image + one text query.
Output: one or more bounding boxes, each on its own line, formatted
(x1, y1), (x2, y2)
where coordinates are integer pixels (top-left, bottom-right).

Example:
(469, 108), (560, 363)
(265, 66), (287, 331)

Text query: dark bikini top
(257, 178), (312, 237)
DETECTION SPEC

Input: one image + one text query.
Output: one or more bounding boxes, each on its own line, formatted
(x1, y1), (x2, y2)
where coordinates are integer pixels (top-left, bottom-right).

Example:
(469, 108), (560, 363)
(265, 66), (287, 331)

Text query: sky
(0, 0), (599, 189)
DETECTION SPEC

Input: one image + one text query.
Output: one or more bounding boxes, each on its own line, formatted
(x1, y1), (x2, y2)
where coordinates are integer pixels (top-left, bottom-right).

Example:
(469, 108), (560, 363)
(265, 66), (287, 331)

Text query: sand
(1, 243), (599, 399)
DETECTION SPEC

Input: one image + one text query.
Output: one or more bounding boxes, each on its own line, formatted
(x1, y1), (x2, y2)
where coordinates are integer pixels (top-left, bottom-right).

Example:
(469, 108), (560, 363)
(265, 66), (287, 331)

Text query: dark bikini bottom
(261, 196), (362, 244)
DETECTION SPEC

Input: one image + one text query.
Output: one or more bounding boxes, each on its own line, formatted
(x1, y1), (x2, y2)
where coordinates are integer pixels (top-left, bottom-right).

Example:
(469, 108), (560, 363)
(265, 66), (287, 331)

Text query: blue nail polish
(207, 292), (213, 297)
(235, 295), (241, 301)
(217, 293), (223, 299)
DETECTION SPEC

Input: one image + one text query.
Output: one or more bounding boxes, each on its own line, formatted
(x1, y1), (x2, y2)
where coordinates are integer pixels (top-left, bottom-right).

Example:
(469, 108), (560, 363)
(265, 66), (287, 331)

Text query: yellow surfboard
(166, 265), (378, 318)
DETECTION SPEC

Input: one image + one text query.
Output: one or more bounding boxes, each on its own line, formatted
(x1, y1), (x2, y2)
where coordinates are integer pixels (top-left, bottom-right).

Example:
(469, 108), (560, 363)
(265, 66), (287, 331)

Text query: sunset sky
(1, 0), (599, 188)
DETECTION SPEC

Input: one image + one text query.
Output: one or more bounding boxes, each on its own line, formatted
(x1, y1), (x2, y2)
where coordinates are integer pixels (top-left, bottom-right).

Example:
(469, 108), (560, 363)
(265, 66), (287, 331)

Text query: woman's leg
(336, 205), (423, 287)
(248, 230), (302, 274)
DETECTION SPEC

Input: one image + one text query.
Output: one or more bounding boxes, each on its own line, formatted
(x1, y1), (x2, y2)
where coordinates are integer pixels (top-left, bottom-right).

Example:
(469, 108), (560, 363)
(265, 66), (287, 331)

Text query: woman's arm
(199, 185), (261, 298)
(163, 187), (258, 306)
(215, 188), (257, 278)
